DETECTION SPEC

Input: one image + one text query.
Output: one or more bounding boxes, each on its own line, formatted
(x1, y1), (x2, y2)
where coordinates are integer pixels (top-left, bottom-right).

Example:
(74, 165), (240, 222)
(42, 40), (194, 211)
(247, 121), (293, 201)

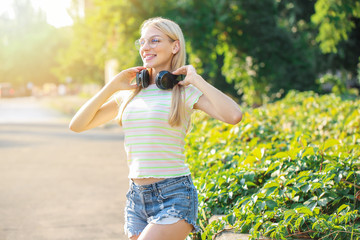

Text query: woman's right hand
(69, 66), (146, 133)
(109, 66), (146, 91)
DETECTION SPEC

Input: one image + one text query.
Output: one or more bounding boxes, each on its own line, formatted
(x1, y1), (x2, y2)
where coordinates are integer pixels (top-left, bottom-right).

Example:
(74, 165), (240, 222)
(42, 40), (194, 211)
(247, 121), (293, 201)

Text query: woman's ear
(172, 40), (180, 54)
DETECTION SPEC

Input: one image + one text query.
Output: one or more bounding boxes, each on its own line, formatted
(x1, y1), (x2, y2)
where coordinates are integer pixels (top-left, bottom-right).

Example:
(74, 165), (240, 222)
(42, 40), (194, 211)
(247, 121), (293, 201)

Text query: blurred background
(0, 0), (359, 109)
(0, 1), (359, 240)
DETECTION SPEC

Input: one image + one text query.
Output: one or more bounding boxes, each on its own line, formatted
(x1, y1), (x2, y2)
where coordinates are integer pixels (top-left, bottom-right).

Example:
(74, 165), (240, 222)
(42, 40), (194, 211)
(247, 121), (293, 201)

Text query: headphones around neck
(136, 69), (185, 90)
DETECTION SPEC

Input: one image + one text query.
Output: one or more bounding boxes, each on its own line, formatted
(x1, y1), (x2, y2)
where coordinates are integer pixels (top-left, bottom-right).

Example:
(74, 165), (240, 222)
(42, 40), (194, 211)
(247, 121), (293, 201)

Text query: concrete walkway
(0, 97), (129, 240)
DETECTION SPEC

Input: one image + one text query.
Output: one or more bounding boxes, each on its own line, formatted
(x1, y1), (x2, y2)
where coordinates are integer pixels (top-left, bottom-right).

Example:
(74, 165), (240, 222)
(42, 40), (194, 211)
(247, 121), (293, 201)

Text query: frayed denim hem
(124, 206), (146, 238)
(186, 218), (201, 233)
(149, 214), (200, 233)
(124, 224), (143, 238)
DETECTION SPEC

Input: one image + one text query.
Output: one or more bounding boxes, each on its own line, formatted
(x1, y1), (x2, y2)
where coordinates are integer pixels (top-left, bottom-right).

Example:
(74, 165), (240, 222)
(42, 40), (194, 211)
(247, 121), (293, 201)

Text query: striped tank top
(118, 84), (203, 178)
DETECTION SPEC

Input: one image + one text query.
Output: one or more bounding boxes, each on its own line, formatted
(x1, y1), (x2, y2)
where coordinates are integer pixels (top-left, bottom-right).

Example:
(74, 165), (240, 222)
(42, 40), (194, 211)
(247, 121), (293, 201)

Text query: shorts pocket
(159, 181), (190, 198)
(158, 182), (191, 209)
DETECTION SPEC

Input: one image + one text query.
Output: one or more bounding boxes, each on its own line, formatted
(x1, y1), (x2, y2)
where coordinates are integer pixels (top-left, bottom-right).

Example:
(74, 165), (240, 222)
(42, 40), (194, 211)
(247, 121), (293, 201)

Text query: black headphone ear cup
(136, 69), (150, 88)
(142, 70), (150, 88)
(156, 71), (180, 90)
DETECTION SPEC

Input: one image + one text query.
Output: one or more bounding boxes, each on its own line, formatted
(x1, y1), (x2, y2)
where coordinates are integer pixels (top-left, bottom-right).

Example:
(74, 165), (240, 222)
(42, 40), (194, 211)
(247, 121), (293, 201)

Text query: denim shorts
(124, 175), (200, 237)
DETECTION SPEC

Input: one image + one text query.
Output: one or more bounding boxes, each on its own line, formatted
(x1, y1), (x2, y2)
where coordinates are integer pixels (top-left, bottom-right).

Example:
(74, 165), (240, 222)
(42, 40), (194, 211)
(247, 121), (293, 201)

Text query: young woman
(69, 17), (242, 240)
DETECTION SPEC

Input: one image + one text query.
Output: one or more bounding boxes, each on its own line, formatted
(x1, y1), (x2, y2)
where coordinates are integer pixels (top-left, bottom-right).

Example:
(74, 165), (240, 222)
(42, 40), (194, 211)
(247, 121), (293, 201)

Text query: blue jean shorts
(124, 175), (200, 237)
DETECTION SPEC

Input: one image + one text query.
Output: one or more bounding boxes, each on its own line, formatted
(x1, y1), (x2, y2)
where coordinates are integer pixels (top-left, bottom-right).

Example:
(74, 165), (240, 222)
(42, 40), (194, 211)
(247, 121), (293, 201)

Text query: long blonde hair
(118, 17), (187, 127)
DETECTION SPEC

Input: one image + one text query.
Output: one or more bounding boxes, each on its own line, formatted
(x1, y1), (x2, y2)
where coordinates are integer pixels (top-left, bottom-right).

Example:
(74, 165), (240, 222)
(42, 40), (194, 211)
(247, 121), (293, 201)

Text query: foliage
(310, 0), (360, 84)
(2, 0), (359, 104)
(186, 91), (360, 239)
(311, 0), (360, 53)
(0, 0), (62, 87)
(57, 0), (320, 103)
(55, 0), (181, 84)
(48, 0), (360, 104)
(317, 73), (347, 95)
(54, 13), (105, 84)
(176, 0), (317, 105)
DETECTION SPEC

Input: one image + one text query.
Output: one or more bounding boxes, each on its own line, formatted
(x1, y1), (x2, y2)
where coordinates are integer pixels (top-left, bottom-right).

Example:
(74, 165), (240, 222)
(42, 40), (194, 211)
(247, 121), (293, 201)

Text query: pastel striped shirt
(117, 84), (203, 178)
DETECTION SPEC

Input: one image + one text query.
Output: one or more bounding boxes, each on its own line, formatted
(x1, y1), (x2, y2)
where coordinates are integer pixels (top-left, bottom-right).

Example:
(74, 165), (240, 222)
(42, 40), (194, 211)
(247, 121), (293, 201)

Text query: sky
(0, 0), (73, 28)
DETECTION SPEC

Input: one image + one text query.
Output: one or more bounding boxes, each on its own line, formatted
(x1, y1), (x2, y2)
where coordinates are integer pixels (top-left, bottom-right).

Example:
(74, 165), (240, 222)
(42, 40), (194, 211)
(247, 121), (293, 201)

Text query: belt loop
(187, 174), (192, 184)
(129, 179), (134, 190)
(152, 183), (159, 196)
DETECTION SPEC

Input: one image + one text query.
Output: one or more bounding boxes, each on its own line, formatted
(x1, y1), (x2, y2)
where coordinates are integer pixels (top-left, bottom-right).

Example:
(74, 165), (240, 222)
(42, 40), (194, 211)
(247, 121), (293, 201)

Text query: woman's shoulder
(182, 84), (203, 109)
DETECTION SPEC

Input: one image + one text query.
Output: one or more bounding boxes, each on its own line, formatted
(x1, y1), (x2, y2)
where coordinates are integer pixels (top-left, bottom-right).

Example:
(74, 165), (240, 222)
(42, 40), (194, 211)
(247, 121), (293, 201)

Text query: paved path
(0, 97), (129, 240)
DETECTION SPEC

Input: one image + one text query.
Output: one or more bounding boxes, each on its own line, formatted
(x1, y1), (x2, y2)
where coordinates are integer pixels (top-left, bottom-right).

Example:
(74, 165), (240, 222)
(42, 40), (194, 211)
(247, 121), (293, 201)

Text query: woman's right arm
(69, 66), (145, 133)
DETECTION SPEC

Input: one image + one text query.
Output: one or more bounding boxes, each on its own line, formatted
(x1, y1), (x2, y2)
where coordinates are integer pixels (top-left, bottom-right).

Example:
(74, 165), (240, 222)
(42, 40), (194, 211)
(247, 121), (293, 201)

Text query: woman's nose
(141, 40), (151, 50)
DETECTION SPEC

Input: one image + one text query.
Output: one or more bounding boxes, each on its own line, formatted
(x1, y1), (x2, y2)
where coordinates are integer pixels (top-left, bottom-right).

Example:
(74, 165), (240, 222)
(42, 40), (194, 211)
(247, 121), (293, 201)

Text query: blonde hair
(118, 17), (187, 127)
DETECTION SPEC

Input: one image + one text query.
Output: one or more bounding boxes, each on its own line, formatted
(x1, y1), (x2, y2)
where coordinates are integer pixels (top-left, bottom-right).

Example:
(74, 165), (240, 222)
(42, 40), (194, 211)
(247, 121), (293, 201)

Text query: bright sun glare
(0, 0), (73, 28)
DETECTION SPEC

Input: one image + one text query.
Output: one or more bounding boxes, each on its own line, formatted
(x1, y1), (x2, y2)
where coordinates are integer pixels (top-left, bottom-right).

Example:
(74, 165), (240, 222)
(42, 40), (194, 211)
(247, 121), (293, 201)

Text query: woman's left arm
(173, 65), (242, 125)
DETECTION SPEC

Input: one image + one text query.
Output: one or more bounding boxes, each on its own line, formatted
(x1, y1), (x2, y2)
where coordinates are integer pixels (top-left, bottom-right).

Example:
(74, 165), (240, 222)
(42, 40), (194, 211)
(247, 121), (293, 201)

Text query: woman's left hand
(172, 65), (199, 86)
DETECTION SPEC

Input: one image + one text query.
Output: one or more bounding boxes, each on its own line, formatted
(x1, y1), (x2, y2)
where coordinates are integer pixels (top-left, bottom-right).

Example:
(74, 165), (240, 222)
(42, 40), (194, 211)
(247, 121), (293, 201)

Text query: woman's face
(139, 26), (177, 71)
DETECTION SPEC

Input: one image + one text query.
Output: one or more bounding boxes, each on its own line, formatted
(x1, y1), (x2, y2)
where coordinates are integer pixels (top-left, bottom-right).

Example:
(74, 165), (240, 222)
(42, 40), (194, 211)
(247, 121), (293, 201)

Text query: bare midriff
(132, 178), (166, 185)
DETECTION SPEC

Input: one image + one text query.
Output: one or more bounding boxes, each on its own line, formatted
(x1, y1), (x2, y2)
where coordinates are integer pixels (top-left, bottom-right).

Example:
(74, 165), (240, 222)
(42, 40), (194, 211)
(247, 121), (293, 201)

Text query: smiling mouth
(144, 54), (156, 61)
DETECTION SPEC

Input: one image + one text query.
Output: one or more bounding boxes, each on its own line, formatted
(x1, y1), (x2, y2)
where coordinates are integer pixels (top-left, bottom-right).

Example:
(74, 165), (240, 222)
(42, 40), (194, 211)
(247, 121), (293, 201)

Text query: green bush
(186, 91), (360, 240)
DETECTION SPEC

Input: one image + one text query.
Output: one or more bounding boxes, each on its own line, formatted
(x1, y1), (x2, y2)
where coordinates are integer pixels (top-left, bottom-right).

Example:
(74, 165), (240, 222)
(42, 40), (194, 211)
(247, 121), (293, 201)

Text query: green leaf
(301, 184), (311, 193)
(266, 200), (277, 210)
(307, 201), (318, 211)
(346, 171), (354, 180)
(251, 148), (263, 160)
(337, 204), (349, 214)
(266, 161), (281, 174)
(284, 209), (296, 221)
(296, 206), (313, 216)
(288, 147), (300, 159)
(248, 137), (259, 148)
(226, 213), (236, 225)
(263, 182), (280, 189)
(295, 216), (305, 229)
(246, 181), (258, 187)
(317, 197), (329, 207)
(254, 221), (262, 231)
(265, 186), (278, 197)
(285, 178), (297, 186)
(302, 147), (315, 157)
(323, 139), (340, 151)
(273, 152), (288, 159)
(244, 156), (257, 166)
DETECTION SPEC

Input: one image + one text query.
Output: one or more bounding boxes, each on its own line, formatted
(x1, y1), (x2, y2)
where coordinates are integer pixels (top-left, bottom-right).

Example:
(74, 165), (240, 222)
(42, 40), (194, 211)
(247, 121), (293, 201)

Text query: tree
(58, 0), (359, 104)
(173, 0), (317, 105)
(55, 0), (165, 85)
(0, 0), (63, 87)
(311, 0), (360, 90)
(311, 0), (360, 54)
